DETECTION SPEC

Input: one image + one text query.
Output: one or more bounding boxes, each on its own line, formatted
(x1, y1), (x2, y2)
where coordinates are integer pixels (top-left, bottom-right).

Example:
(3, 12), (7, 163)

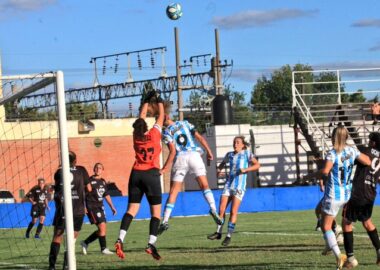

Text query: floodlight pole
(175, 27), (184, 120)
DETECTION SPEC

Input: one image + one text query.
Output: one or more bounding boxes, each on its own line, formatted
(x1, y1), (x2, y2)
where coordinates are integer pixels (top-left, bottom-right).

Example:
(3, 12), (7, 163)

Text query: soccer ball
(166, 3), (182, 20)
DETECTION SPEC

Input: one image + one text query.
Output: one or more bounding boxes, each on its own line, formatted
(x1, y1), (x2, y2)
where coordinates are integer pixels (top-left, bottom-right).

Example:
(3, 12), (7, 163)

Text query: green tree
(66, 103), (99, 120)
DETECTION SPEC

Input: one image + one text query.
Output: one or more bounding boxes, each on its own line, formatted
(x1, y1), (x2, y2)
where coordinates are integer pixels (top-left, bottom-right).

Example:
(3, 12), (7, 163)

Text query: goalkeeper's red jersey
(133, 124), (162, 171)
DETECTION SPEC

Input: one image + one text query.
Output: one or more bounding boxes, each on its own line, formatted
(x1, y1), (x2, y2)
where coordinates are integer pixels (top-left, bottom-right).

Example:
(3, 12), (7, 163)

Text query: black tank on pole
(212, 95), (232, 125)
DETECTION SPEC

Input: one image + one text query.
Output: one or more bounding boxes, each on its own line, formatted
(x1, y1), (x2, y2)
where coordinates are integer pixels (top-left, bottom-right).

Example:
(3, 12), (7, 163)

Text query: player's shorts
(171, 151), (206, 182)
(222, 186), (245, 201)
(343, 200), (374, 223)
(87, 206), (106, 225)
(321, 196), (347, 217)
(53, 206), (84, 231)
(128, 168), (162, 205)
(30, 204), (46, 218)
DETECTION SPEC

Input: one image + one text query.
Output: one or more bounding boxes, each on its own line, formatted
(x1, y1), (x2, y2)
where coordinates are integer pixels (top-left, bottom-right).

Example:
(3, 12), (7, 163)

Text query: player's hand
(239, 168), (246, 174)
(143, 90), (157, 103)
(155, 92), (164, 103)
(159, 168), (166, 175)
(207, 152), (214, 161)
(111, 207), (117, 216)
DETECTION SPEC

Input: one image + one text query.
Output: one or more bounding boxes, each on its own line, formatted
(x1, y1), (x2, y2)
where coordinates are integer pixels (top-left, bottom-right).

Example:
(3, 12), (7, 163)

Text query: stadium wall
(3, 185), (380, 229)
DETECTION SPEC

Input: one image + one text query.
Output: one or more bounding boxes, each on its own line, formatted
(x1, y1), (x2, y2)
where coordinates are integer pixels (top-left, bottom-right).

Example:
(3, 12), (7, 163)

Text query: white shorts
(321, 196), (347, 217)
(222, 187), (245, 201)
(171, 152), (206, 182)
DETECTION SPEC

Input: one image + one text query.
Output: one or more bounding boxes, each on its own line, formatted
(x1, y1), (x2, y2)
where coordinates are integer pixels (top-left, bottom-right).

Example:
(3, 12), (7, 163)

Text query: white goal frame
(0, 71), (77, 270)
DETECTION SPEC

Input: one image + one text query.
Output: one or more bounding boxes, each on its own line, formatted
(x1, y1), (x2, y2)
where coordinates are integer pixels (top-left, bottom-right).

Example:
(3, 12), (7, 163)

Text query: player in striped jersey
(318, 126), (370, 270)
(207, 136), (260, 246)
(158, 116), (222, 234)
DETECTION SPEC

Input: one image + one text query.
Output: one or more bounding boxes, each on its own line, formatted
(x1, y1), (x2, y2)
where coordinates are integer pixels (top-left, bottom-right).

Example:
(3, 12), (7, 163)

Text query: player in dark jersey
(48, 151), (90, 270)
(342, 132), (380, 268)
(80, 162), (117, 255)
(115, 90), (164, 261)
(25, 178), (49, 239)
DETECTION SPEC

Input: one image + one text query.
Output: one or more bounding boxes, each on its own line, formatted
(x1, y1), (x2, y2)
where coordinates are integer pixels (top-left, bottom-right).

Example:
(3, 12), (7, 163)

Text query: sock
(85, 231), (99, 245)
(99, 236), (106, 251)
(119, 213), (134, 242)
(227, 222), (235, 238)
(343, 231), (354, 257)
(148, 235), (157, 245)
(49, 242), (60, 268)
(26, 222), (35, 235)
(324, 230), (340, 259)
(150, 217), (160, 237)
(216, 224), (223, 234)
(203, 189), (216, 211)
(368, 228), (380, 251)
(162, 203), (175, 223)
(35, 223), (43, 236)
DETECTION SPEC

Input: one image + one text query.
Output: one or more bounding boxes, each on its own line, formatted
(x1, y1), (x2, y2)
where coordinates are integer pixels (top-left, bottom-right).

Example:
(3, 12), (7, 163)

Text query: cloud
(231, 68), (270, 82)
(369, 43), (380, 52)
(0, 0), (56, 12)
(351, 19), (380, 28)
(211, 8), (318, 29)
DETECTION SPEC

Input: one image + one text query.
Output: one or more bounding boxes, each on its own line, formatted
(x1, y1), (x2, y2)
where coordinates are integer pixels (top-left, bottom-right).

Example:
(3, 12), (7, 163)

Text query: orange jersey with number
(133, 124), (162, 170)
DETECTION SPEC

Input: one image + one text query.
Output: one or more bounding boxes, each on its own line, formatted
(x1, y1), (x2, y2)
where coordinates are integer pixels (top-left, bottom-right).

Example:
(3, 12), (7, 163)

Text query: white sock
(227, 222), (235, 238)
(203, 189), (216, 211)
(324, 230), (340, 258)
(148, 235), (157, 245)
(217, 224), (223, 234)
(119, 229), (127, 242)
(163, 203), (175, 223)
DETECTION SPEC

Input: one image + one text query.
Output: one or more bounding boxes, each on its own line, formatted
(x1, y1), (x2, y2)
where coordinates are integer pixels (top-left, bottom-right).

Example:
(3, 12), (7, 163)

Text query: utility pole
(214, 29), (222, 95)
(175, 27), (183, 120)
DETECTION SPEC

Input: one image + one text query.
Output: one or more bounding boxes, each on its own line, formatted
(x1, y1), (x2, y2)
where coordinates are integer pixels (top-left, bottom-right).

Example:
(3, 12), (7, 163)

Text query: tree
(67, 103), (99, 120)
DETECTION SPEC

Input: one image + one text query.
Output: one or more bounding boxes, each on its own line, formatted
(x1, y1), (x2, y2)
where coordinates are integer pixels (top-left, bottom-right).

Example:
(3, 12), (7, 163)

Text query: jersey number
(140, 147), (154, 161)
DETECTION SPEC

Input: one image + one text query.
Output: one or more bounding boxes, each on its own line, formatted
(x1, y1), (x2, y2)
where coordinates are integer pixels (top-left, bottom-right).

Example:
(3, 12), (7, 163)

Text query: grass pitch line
(241, 231), (368, 238)
(0, 262), (42, 270)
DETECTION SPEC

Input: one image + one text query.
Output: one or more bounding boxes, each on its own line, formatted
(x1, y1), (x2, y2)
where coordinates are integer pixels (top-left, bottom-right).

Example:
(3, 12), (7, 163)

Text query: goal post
(0, 71), (76, 270)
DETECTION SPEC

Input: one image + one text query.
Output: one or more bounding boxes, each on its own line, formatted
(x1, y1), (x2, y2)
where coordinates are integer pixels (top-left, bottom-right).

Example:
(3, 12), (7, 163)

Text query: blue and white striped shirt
(325, 146), (360, 201)
(163, 120), (203, 155)
(222, 149), (254, 192)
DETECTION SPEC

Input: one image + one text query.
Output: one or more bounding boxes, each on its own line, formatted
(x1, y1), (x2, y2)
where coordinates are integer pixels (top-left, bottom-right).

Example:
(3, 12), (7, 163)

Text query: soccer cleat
(343, 256), (358, 269)
(101, 248), (114, 255)
(80, 241), (88, 255)
(207, 232), (222, 240)
(145, 243), (161, 260)
(34, 234), (41, 239)
(158, 222), (169, 235)
(114, 240), (125, 259)
(315, 219), (321, 231)
(376, 249), (380, 265)
(336, 253), (347, 270)
(209, 210), (223, 225)
(25, 232), (30, 239)
(221, 236), (231, 246)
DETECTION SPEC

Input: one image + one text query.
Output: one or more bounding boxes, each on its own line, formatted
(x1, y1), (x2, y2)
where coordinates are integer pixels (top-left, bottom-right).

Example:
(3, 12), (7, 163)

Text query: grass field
(2, 208), (380, 270)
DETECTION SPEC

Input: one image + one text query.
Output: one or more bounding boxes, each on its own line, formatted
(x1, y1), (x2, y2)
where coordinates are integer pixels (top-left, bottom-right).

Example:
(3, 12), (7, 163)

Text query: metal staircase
(292, 68), (380, 180)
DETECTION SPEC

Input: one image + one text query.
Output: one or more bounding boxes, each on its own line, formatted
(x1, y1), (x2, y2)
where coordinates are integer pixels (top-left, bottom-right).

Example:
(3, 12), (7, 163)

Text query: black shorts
(87, 206), (106, 225)
(53, 207), (84, 231)
(30, 204), (46, 218)
(343, 200), (374, 223)
(128, 168), (162, 205)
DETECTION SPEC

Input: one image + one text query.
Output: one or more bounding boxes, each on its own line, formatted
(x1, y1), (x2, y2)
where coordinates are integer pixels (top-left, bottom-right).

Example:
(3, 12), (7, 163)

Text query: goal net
(0, 71), (75, 270)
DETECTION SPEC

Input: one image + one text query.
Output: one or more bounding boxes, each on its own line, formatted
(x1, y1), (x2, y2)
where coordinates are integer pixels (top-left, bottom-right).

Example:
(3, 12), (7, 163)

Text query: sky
(1, 0), (380, 113)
